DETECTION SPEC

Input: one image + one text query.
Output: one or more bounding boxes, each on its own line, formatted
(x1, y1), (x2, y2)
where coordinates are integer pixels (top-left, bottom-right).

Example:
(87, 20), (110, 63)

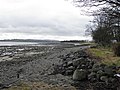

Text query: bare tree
(73, 0), (120, 17)
(73, 0), (120, 7)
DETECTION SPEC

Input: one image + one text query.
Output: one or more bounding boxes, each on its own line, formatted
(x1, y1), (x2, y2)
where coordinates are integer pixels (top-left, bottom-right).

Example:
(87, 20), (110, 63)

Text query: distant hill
(61, 40), (88, 43)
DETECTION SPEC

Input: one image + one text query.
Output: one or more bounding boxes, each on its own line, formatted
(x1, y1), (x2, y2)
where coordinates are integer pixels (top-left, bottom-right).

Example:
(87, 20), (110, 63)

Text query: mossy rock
(73, 69), (88, 81)
(104, 66), (115, 76)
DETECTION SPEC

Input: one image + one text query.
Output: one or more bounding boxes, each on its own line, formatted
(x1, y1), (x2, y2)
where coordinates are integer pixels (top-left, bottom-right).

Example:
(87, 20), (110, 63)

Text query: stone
(62, 63), (67, 68)
(66, 58), (72, 62)
(67, 66), (75, 70)
(108, 77), (117, 83)
(97, 70), (105, 76)
(104, 66), (115, 76)
(81, 64), (86, 68)
(67, 61), (73, 67)
(114, 74), (120, 77)
(72, 59), (80, 67)
(0, 83), (5, 89)
(116, 68), (120, 73)
(88, 72), (97, 82)
(53, 64), (65, 74)
(69, 54), (74, 58)
(65, 70), (74, 75)
(93, 82), (106, 90)
(100, 76), (108, 82)
(92, 64), (101, 72)
(73, 69), (88, 81)
(99, 63), (106, 69)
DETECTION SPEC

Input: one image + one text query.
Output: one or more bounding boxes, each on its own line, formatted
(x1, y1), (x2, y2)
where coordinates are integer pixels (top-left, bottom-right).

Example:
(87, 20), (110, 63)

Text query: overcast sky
(0, 0), (93, 41)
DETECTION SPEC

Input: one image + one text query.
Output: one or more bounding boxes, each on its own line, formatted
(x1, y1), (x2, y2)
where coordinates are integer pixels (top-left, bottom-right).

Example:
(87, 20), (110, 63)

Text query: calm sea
(0, 41), (39, 46)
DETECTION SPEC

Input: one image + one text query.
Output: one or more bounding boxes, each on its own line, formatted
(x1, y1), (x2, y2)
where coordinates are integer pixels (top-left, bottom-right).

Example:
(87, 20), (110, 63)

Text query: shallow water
(0, 41), (61, 46)
(0, 41), (39, 46)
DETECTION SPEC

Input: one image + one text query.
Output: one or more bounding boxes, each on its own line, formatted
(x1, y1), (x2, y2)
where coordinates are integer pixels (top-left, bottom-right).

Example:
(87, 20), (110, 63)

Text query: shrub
(112, 42), (120, 56)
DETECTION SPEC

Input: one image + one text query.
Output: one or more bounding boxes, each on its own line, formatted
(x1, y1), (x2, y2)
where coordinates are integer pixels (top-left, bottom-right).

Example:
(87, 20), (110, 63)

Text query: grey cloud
(0, 0), (93, 40)
(0, 16), (88, 36)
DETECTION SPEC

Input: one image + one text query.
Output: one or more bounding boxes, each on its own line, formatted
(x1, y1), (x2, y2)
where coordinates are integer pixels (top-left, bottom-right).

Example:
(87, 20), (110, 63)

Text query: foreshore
(0, 44), (83, 90)
(0, 44), (120, 90)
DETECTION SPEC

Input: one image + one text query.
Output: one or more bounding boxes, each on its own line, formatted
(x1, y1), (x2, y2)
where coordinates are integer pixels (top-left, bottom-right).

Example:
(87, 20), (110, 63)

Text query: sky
(0, 0), (93, 41)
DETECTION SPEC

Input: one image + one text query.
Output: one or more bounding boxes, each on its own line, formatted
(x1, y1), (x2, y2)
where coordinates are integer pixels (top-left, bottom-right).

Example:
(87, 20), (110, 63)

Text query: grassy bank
(87, 46), (120, 66)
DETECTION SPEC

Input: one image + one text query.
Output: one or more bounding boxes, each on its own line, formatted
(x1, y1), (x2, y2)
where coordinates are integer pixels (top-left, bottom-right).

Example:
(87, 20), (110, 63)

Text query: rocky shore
(0, 45), (120, 90)
(54, 49), (120, 90)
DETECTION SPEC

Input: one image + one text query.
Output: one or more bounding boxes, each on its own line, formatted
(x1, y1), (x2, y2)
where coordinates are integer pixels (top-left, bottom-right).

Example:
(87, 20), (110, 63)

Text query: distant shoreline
(0, 39), (90, 47)
(0, 39), (59, 42)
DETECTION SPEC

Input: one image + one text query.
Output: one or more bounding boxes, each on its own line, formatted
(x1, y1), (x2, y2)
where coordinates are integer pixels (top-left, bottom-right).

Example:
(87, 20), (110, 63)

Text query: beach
(0, 44), (86, 90)
(0, 44), (120, 90)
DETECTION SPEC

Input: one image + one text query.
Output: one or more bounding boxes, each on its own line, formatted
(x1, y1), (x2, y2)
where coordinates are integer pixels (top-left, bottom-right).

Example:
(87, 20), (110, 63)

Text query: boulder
(73, 69), (88, 81)
(104, 66), (115, 76)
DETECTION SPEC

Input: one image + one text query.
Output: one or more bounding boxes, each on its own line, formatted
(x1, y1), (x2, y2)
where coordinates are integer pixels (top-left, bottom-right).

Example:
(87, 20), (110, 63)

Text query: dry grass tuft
(3, 81), (76, 90)
(87, 47), (120, 66)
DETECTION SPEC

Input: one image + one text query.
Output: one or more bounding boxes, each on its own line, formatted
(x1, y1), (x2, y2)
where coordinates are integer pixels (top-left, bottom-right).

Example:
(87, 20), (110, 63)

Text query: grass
(87, 47), (120, 66)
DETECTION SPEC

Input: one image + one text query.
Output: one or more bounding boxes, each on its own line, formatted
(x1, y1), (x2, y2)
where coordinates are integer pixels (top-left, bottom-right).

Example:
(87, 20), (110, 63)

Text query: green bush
(112, 42), (120, 56)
